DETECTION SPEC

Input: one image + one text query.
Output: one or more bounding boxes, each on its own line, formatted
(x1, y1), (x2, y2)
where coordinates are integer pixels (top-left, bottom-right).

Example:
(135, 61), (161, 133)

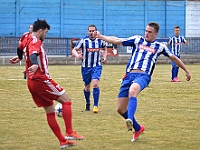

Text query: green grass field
(0, 64), (199, 150)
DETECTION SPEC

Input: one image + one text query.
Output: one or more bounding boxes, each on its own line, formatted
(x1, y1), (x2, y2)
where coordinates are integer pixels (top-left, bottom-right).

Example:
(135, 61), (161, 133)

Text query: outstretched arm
(94, 31), (122, 45)
(169, 55), (191, 81)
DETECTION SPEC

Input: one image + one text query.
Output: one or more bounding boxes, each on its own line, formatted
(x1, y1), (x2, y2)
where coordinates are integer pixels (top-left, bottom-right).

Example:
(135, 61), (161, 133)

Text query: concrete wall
(1, 54), (199, 66)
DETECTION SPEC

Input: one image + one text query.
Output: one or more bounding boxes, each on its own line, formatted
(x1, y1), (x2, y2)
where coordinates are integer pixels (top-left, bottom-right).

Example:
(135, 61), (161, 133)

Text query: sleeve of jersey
(18, 38), (26, 50)
(121, 35), (138, 46)
(29, 41), (41, 56)
(162, 44), (173, 57)
(75, 39), (83, 49)
(182, 36), (187, 43)
(167, 37), (172, 44)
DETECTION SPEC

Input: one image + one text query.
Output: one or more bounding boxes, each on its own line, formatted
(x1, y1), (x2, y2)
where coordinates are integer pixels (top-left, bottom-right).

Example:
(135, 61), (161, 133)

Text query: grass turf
(0, 64), (199, 150)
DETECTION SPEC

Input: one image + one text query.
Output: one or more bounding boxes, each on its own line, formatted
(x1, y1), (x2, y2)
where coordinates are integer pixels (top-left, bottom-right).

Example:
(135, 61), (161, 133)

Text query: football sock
(175, 66), (179, 77)
(121, 110), (128, 119)
(93, 87), (100, 106)
(133, 116), (140, 132)
(62, 102), (73, 134)
(84, 89), (90, 104)
(172, 66), (176, 79)
(128, 97), (137, 119)
(128, 97), (140, 131)
(46, 112), (66, 142)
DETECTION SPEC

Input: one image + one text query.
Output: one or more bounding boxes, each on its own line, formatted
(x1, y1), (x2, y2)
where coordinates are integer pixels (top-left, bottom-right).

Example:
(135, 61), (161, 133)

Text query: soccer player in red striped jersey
(9, 19), (84, 149)
(19, 24), (33, 45)
(18, 24), (33, 79)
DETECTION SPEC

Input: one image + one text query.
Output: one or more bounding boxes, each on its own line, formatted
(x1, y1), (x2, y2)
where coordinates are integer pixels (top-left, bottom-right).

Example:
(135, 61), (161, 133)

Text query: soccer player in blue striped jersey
(167, 26), (188, 82)
(72, 24), (107, 113)
(94, 22), (191, 142)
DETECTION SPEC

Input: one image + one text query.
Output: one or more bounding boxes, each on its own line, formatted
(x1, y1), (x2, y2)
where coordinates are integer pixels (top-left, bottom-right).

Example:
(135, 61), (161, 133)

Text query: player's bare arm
(169, 55), (191, 81)
(101, 47), (107, 64)
(72, 47), (83, 60)
(94, 31), (122, 45)
(185, 40), (189, 45)
(9, 56), (21, 64)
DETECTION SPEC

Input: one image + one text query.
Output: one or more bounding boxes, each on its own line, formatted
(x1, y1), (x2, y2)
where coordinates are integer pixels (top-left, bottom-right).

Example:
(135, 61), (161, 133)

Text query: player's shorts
(27, 78), (65, 107)
(81, 65), (102, 85)
(118, 72), (151, 98)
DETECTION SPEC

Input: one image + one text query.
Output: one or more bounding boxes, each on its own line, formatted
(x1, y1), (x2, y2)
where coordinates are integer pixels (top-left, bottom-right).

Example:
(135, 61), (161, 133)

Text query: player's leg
(84, 84), (91, 111)
(56, 92), (85, 140)
(129, 73), (150, 141)
(117, 77), (131, 130)
(28, 79), (76, 148)
(43, 105), (67, 142)
(171, 62), (180, 82)
(92, 79), (100, 113)
(91, 65), (102, 113)
(117, 97), (129, 120)
(175, 66), (179, 79)
(171, 61), (176, 81)
(82, 67), (92, 111)
(175, 55), (180, 81)
(44, 105), (77, 148)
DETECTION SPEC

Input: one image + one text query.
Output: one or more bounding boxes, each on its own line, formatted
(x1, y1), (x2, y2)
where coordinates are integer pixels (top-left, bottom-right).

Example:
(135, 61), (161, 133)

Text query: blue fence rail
(0, 37), (200, 56)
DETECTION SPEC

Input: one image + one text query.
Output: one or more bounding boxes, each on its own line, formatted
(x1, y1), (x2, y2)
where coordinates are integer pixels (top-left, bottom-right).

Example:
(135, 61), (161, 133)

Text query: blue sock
(84, 89), (90, 104)
(128, 97), (140, 131)
(175, 67), (179, 77)
(121, 110), (128, 119)
(172, 67), (176, 79)
(128, 97), (137, 119)
(93, 88), (100, 106)
(133, 116), (140, 132)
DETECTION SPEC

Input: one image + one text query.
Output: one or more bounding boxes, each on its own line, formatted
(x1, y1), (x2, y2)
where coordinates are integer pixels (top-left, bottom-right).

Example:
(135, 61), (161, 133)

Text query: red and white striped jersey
(25, 35), (50, 80)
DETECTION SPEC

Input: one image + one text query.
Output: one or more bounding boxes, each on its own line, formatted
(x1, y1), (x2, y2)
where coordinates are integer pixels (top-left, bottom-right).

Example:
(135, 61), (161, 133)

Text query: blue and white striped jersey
(122, 35), (172, 76)
(167, 35), (187, 56)
(75, 36), (107, 68)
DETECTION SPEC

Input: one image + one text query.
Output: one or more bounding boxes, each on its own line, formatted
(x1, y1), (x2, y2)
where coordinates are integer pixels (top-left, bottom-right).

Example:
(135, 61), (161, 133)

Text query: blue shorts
(81, 65), (102, 85)
(118, 72), (151, 98)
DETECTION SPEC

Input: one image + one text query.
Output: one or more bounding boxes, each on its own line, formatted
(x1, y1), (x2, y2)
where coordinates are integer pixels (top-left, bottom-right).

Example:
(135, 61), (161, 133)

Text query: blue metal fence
(0, 37), (199, 56)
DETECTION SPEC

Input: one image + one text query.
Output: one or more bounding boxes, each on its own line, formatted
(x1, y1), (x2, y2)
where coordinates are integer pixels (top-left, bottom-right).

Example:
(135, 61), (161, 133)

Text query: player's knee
(117, 107), (125, 115)
(93, 82), (99, 88)
(129, 90), (138, 97)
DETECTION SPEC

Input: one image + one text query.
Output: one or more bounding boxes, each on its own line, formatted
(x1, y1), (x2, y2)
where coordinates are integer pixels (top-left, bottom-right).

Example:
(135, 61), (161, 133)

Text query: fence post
(66, 38), (69, 57)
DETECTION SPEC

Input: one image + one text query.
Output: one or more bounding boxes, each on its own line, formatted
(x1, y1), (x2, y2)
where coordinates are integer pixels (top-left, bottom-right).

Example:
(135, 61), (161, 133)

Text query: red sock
(62, 102), (73, 134)
(46, 112), (66, 142)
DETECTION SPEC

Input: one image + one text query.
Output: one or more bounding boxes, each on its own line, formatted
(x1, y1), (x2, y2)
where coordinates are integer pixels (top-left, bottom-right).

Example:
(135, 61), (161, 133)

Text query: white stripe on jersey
(122, 35), (172, 76)
(167, 35), (186, 56)
(75, 36), (106, 68)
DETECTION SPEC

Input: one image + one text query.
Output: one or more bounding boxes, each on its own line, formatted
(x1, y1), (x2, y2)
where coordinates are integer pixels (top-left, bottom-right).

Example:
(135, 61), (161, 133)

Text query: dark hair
(88, 24), (97, 31)
(148, 22), (159, 33)
(32, 19), (50, 32)
(174, 26), (180, 29)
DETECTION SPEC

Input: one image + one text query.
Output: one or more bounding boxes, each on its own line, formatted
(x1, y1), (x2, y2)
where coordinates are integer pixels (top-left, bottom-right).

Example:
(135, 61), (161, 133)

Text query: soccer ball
(55, 103), (62, 117)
